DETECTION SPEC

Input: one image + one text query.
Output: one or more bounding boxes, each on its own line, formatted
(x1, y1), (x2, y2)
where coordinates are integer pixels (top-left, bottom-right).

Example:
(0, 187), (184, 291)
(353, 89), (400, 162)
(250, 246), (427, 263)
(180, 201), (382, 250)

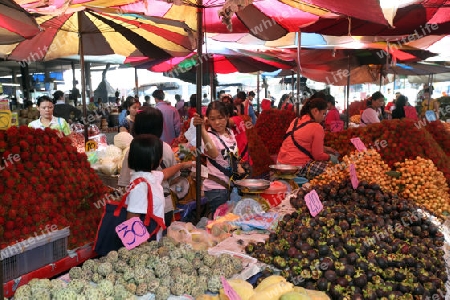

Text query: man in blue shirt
(153, 90), (180, 144)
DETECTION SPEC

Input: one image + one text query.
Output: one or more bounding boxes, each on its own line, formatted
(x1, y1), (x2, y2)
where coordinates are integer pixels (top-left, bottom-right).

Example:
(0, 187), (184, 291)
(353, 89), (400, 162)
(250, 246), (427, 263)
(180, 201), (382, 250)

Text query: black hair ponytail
(300, 99), (312, 117)
(300, 98), (328, 118)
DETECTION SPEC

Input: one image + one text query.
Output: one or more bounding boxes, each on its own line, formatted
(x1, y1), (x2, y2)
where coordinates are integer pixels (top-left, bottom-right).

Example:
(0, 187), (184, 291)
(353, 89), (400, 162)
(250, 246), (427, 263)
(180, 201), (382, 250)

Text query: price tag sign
(330, 121), (344, 132)
(350, 137), (367, 152)
(349, 164), (359, 189)
(85, 140), (98, 152)
(304, 190), (323, 217)
(221, 277), (241, 300)
(115, 217), (149, 250)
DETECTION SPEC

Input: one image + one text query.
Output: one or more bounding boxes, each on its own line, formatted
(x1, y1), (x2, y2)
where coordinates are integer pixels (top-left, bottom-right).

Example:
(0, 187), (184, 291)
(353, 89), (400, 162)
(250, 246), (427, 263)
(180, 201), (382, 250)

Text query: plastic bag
(98, 159), (118, 175)
(232, 212), (280, 231)
(167, 221), (218, 250)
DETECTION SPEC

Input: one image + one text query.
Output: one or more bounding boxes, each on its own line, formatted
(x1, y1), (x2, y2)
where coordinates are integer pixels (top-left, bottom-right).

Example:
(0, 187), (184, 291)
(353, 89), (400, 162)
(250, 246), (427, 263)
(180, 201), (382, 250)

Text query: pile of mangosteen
(245, 179), (448, 299)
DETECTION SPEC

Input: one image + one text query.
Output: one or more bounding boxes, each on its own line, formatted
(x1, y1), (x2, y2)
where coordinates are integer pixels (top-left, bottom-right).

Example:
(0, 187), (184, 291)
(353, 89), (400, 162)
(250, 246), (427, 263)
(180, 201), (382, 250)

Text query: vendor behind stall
(277, 98), (339, 178)
(193, 101), (245, 219)
(29, 96), (71, 136)
(360, 91), (385, 127)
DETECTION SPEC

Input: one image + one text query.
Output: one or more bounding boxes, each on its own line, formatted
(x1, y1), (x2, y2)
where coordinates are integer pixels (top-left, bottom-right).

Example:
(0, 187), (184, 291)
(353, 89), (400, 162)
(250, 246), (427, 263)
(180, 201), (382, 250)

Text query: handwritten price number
(221, 277), (241, 300)
(115, 217), (149, 250)
(350, 164), (359, 189)
(304, 190), (323, 217)
(330, 121), (344, 132)
(85, 140), (98, 152)
(350, 137), (367, 152)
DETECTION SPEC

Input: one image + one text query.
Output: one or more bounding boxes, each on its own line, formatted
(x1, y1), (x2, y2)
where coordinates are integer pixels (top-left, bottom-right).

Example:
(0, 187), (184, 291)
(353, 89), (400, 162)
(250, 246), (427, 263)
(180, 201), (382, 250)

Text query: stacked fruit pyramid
(0, 126), (109, 250)
(246, 179), (447, 300)
(324, 119), (450, 185)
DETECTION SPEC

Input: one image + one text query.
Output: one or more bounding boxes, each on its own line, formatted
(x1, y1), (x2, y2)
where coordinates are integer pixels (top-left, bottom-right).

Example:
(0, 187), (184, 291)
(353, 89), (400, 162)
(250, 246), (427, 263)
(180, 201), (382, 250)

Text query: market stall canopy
(300, 65), (391, 86)
(126, 48), (296, 74)
(302, 0), (450, 36)
(252, 47), (434, 71)
(0, 0), (40, 44)
(408, 73), (450, 83)
(387, 62), (450, 75)
(248, 47), (434, 85)
(75, 0), (396, 41)
(0, 10), (194, 62)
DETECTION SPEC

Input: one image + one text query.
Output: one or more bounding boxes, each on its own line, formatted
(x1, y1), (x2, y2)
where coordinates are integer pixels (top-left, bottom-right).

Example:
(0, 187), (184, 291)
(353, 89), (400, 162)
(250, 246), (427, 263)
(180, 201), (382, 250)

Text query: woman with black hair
(119, 107), (193, 228)
(392, 95), (418, 120)
(360, 91), (385, 127)
(277, 94), (292, 110)
(392, 95), (407, 119)
(119, 96), (140, 134)
(29, 96), (71, 135)
(193, 101), (245, 218)
(278, 98), (339, 177)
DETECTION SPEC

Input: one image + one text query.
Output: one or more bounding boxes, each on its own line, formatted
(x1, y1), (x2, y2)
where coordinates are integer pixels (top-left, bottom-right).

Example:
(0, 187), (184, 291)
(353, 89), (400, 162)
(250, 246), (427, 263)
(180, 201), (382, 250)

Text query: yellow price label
(85, 140), (98, 152)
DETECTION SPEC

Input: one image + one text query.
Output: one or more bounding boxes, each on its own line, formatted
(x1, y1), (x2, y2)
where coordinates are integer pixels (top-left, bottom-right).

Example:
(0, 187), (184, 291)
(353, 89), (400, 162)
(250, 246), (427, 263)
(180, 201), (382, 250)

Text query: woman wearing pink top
(324, 95), (342, 131)
(278, 98), (339, 177)
(193, 101), (245, 218)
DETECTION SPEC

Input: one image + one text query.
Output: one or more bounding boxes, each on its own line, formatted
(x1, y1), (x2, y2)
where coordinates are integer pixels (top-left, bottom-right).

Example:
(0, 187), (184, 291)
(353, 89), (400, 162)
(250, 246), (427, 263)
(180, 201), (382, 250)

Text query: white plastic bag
(184, 118), (203, 151)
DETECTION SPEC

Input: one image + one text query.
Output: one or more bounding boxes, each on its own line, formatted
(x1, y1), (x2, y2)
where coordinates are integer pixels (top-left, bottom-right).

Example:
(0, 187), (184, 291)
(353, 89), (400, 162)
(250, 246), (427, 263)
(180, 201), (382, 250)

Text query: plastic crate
(2, 227), (70, 283)
(2, 253), (24, 283)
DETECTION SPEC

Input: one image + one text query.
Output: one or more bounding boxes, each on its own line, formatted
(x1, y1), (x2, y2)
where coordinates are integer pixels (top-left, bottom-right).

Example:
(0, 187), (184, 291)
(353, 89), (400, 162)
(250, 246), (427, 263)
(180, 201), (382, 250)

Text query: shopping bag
(94, 203), (158, 256)
(94, 177), (160, 256)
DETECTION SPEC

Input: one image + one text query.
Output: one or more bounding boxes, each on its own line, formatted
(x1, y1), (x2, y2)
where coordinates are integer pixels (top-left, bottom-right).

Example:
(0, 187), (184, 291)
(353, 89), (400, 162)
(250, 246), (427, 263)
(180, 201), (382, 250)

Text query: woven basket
(96, 172), (119, 189)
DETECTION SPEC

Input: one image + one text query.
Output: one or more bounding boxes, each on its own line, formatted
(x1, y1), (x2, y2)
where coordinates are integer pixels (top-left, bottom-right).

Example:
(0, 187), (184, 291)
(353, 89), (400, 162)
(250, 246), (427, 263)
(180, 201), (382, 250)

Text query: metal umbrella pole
(195, 2), (204, 223)
(296, 30), (302, 116)
(209, 61), (215, 101)
(346, 55), (351, 128)
(78, 11), (88, 142)
(256, 71), (260, 114)
(135, 67), (139, 97)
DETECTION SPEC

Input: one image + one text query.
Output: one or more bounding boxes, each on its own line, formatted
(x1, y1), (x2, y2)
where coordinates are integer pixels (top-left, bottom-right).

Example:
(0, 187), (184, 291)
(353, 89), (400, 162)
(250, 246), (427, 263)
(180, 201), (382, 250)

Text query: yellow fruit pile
(311, 149), (393, 193)
(392, 157), (450, 217)
(350, 115), (361, 124)
(197, 275), (330, 300)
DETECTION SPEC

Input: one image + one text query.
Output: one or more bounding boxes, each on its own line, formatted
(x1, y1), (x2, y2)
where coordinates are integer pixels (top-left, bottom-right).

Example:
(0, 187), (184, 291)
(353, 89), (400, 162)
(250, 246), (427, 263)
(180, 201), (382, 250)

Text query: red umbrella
(0, 0), (40, 44)
(127, 48), (295, 74)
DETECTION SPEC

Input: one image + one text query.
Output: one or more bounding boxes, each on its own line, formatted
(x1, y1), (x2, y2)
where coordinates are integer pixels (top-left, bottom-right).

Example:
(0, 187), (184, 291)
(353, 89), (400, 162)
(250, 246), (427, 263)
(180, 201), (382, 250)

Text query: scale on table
(234, 179), (271, 212)
(269, 164), (300, 192)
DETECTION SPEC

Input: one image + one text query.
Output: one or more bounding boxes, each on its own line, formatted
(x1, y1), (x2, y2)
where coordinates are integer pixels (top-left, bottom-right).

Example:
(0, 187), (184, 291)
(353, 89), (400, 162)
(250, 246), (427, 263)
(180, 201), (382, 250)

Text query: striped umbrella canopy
(13, 0), (450, 39)
(0, 0), (40, 44)
(0, 9), (194, 62)
(73, 0), (390, 41)
(126, 47), (296, 74)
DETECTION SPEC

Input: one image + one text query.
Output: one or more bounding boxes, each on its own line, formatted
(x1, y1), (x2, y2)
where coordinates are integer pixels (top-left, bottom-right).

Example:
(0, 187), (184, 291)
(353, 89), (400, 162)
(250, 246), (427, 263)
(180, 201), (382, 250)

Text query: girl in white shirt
(126, 134), (166, 241)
